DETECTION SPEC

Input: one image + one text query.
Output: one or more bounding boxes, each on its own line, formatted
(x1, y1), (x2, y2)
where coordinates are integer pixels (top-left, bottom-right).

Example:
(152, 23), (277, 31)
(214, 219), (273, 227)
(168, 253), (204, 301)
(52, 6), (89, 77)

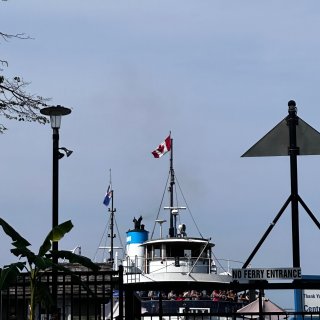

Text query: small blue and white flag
(103, 185), (112, 207)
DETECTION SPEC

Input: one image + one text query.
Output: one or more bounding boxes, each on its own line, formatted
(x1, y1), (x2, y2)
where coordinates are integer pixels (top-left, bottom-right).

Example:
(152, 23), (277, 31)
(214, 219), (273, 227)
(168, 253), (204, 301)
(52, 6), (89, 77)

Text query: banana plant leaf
(32, 256), (54, 271)
(38, 220), (73, 256)
(0, 218), (30, 248)
(11, 246), (36, 261)
(53, 250), (100, 272)
(0, 262), (26, 289)
(0, 217), (101, 316)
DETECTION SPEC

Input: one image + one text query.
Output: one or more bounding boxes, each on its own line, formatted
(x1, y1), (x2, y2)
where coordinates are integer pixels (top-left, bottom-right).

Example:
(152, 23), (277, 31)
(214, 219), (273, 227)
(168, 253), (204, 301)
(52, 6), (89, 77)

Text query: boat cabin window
(165, 243), (209, 259)
(184, 249), (192, 258)
(146, 242), (211, 260)
(146, 244), (162, 259)
(153, 246), (161, 259)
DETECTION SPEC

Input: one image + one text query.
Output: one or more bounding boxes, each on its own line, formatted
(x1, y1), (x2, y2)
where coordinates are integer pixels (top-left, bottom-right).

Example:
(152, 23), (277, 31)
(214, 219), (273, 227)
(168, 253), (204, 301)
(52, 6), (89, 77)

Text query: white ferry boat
(104, 135), (248, 318)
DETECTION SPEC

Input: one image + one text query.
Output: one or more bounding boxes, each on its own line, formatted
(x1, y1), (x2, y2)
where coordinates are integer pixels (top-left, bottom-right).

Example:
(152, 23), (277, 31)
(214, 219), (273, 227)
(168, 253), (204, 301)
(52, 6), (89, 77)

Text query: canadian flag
(151, 135), (171, 158)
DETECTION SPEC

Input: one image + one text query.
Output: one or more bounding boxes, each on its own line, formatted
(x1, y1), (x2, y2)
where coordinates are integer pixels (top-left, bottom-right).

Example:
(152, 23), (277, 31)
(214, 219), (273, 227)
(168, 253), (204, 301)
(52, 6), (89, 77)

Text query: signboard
(232, 268), (302, 281)
(302, 289), (320, 312)
(294, 275), (320, 313)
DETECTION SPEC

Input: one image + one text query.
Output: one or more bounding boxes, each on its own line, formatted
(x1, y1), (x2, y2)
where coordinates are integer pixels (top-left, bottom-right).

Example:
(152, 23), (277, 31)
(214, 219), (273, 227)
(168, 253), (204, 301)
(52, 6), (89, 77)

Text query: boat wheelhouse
(123, 219), (231, 284)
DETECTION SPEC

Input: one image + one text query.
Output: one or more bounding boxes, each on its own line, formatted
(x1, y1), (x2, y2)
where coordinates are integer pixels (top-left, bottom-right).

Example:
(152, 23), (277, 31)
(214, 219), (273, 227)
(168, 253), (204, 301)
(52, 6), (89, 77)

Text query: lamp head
(40, 105), (71, 129)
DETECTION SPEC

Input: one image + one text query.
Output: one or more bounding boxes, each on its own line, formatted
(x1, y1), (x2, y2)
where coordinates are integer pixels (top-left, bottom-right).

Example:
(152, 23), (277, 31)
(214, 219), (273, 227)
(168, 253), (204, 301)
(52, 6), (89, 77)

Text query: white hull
(124, 271), (232, 284)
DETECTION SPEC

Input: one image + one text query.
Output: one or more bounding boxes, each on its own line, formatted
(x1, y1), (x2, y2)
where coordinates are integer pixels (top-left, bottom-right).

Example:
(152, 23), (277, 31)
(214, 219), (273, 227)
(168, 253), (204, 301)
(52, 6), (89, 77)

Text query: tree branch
(0, 76), (49, 133)
(0, 31), (49, 133)
(0, 32), (32, 41)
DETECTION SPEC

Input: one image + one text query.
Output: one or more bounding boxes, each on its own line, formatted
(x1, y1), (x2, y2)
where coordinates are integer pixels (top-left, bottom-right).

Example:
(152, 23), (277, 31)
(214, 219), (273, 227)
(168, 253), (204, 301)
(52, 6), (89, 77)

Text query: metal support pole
(52, 127), (59, 310)
(169, 138), (174, 238)
(159, 292), (163, 320)
(40, 105), (71, 318)
(110, 271), (113, 320)
(118, 265), (124, 320)
(258, 289), (263, 320)
(287, 100), (300, 268)
(52, 128), (59, 251)
(124, 286), (133, 320)
(110, 191), (115, 265)
(109, 192), (114, 320)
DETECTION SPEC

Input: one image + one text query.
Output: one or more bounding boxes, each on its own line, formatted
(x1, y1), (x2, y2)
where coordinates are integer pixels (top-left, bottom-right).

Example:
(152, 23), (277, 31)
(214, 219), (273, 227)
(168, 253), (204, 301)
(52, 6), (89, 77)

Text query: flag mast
(168, 136), (175, 237)
(109, 191), (115, 265)
(108, 169), (116, 266)
(108, 171), (115, 320)
(151, 133), (176, 237)
(103, 169), (116, 267)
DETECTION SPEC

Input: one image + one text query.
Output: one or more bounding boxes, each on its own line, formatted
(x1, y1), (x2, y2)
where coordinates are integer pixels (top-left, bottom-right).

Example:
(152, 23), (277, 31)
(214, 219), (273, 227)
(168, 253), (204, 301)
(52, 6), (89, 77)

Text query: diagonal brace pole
(298, 195), (320, 229)
(242, 195), (292, 269)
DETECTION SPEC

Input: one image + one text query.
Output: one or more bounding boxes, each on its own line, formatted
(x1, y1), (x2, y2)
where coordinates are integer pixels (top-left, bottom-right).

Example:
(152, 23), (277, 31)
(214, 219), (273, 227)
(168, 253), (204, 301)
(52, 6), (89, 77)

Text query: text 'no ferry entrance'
(232, 268), (301, 281)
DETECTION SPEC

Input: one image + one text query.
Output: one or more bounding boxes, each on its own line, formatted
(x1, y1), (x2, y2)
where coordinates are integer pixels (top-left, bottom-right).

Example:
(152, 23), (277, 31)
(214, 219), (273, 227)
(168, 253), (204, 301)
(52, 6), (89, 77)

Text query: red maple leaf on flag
(151, 135), (171, 158)
(157, 144), (164, 153)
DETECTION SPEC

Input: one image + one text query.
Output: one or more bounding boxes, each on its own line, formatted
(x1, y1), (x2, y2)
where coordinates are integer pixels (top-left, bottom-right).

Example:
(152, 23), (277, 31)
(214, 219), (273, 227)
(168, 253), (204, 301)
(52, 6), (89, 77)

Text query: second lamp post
(40, 105), (71, 314)
(41, 105), (71, 254)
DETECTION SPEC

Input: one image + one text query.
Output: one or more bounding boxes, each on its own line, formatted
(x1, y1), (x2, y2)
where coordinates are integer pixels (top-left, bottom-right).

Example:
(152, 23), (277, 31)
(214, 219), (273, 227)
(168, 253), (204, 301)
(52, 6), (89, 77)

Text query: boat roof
(141, 237), (215, 247)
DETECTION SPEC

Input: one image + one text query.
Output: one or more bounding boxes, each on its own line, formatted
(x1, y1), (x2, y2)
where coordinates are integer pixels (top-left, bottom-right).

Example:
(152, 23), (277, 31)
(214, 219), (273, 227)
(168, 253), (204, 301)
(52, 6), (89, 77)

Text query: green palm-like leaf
(0, 262), (26, 289)
(33, 256), (53, 271)
(11, 246), (36, 262)
(52, 220), (73, 241)
(0, 218), (30, 248)
(54, 250), (100, 272)
(0, 217), (100, 319)
(38, 220), (73, 256)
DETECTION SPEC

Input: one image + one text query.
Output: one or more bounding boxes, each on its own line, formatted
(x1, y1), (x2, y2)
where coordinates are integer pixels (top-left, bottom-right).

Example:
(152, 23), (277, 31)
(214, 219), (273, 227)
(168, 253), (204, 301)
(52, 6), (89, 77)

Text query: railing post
(118, 265), (124, 320)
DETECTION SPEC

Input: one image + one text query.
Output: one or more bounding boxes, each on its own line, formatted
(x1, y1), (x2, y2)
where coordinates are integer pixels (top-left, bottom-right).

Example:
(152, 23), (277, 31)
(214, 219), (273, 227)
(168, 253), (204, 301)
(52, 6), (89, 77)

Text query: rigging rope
(114, 214), (125, 259)
(93, 214), (111, 262)
(94, 211), (125, 262)
(150, 170), (204, 239)
(175, 174), (204, 238)
(211, 251), (229, 274)
(150, 171), (170, 239)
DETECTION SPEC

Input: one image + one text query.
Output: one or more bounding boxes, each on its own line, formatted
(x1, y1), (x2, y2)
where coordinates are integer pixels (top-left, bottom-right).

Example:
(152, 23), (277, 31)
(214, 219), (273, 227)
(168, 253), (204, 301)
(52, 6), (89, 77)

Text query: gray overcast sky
(1, 0), (320, 309)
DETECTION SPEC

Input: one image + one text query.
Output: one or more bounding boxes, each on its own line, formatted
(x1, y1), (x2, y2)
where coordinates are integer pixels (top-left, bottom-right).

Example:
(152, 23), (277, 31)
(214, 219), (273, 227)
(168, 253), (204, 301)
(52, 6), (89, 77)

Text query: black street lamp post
(40, 105), (71, 312)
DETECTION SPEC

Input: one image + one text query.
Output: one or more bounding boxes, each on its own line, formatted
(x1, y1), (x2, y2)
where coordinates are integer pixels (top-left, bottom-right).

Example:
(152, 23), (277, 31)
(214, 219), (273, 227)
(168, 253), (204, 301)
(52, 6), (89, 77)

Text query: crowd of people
(139, 289), (250, 303)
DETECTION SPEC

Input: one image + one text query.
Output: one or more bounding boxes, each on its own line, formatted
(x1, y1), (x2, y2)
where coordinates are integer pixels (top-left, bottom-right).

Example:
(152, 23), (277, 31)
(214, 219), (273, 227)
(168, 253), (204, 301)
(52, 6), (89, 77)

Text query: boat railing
(124, 255), (216, 278)
(124, 255), (143, 273)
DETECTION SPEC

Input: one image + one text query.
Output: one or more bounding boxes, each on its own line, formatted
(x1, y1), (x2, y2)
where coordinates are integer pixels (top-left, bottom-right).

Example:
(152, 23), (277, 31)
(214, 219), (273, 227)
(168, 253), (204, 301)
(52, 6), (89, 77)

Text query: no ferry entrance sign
(232, 268), (302, 281)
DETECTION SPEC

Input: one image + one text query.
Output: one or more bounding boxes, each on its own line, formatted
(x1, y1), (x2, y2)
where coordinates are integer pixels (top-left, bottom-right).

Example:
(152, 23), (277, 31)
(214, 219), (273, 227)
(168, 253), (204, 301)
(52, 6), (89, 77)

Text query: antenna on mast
(155, 219), (167, 238)
(164, 206), (186, 237)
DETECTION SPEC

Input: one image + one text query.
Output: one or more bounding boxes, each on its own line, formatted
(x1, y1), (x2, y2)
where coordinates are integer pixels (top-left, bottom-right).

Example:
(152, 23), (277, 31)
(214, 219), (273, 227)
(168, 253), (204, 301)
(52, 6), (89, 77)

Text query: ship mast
(165, 137), (186, 237)
(168, 137), (175, 237)
(109, 189), (116, 265)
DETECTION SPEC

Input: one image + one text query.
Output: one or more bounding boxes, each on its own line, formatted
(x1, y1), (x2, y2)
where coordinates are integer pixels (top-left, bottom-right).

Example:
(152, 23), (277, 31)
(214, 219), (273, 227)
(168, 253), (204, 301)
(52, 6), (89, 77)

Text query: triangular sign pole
(242, 100), (320, 269)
